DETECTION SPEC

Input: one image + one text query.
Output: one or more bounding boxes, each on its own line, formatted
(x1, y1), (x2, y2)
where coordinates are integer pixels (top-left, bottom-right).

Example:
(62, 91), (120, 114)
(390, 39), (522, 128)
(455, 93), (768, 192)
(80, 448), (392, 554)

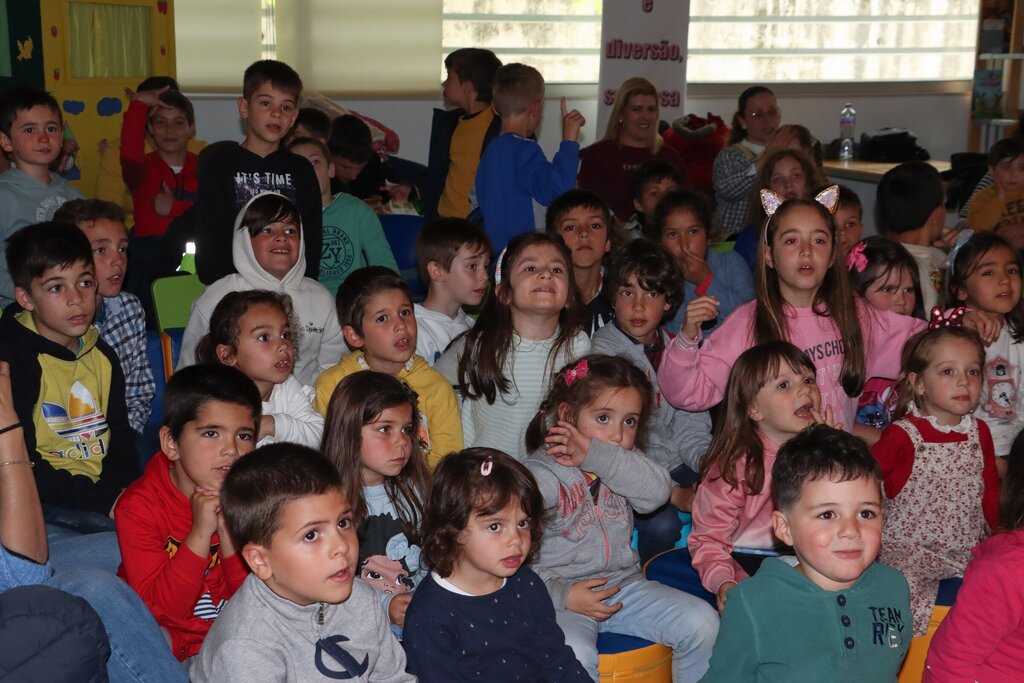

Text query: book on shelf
(973, 68), (1004, 120)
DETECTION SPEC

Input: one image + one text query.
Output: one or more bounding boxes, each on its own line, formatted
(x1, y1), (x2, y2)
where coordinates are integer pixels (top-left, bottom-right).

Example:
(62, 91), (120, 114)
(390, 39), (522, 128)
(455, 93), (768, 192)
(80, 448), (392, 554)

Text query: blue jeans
(49, 531), (122, 575)
(43, 504), (117, 535)
(48, 568), (189, 683)
(555, 577), (719, 682)
(635, 465), (698, 564)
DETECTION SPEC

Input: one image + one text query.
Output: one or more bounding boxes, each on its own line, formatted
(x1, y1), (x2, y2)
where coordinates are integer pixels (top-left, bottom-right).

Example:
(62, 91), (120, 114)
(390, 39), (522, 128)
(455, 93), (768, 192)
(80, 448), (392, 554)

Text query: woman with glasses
(712, 86), (799, 238)
(578, 76), (684, 226)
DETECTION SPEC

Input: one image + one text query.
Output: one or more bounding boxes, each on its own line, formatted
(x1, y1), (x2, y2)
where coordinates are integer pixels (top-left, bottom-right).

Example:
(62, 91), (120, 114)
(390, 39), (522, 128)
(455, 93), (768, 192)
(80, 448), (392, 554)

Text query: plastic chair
(897, 577), (962, 683)
(151, 274), (205, 331)
(379, 214), (426, 302)
(597, 632), (672, 682)
(159, 329), (186, 381)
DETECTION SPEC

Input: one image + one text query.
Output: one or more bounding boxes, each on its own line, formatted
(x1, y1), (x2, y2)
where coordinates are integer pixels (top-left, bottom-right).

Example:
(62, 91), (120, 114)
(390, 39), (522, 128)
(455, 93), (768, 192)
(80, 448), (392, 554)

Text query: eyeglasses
(747, 107), (781, 120)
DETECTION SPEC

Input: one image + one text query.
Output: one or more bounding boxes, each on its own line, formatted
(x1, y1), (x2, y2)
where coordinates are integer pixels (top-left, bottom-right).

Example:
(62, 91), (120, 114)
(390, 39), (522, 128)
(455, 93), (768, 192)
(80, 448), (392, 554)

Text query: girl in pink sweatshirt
(689, 340), (829, 613)
(657, 187), (924, 443)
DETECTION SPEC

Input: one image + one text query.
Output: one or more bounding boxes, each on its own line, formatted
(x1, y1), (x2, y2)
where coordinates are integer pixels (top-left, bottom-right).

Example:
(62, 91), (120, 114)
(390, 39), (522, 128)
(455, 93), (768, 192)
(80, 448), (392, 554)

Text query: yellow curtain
(68, 2), (151, 79)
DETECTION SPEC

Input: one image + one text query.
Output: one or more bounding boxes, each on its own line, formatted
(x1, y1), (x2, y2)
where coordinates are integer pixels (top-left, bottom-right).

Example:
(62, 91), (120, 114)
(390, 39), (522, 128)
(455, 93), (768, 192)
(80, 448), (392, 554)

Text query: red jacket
(114, 451), (247, 660)
(119, 99), (198, 236)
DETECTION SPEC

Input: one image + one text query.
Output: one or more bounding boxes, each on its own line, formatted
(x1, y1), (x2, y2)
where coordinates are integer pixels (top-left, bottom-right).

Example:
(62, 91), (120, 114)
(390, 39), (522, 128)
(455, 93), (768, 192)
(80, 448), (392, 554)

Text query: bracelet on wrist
(0, 460), (32, 468)
(0, 422), (23, 437)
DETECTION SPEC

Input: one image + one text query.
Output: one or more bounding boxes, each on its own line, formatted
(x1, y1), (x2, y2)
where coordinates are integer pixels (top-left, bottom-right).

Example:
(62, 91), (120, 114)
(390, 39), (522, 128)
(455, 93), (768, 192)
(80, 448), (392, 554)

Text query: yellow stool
(897, 605), (951, 683)
(596, 632), (672, 682)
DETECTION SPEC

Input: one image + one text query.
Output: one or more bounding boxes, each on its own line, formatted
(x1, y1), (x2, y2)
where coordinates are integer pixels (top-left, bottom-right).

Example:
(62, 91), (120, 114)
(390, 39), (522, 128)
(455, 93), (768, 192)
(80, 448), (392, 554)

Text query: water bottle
(839, 103), (856, 161)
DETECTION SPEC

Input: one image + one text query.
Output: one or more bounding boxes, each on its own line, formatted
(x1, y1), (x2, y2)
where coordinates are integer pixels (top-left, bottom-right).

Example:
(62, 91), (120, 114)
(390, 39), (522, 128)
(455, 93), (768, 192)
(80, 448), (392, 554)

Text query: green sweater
(319, 193), (398, 295)
(700, 559), (911, 683)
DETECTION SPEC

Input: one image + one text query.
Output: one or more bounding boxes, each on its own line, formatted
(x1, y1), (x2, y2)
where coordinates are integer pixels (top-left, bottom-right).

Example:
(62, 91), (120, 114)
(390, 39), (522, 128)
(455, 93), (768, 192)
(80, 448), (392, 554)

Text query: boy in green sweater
(700, 425), (911, 683)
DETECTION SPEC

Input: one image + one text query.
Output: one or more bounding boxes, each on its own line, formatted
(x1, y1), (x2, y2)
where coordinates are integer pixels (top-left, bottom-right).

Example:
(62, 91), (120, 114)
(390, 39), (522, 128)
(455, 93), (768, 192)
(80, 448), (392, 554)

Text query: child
(966, 136), (1024, 246)
(525, 354), (719, 681)
(178, 192), (344, 386)
(189, 443), (415, 682)
(320, 371), (431, 636)
(546, 189), (615, 336)
(435, 232), (589, 461)
(648, 188), (753, 335)
(946, 231), (1024, 473)
(314, 266), (462, 466)
(191, 59), (322, 285)
(403, 447), (591, 682)
(659, 188), (924, 443)
(847, 236), (923, 320)
(120, 85), (198, 238)
(701, 424), (911, 681)
(733, 148), (826, 269)
(0, 222), (137, 527)
(195, 290), (323, 448)
(877, 160), (948, 312)
(414, 217), (492, 365)
(623, 159), (684, 240)
(115, 364), (258, 661)
(286, 107), (331, 144)
(424, 47), (503, 221)
(288, 136), (397, 295)
(847, 236), (925, 430)
(835, 184), (864, 257)
(925, 429), (1024, 682)
(475, 63), (585, 252)
(53, 199), (156, 440)
(689, 341), (822, 610)
(590, 239), (712, 561)
(0, 86), (84, 309)
(120, 86), (199, 311)
(872, 325), (1000, 635)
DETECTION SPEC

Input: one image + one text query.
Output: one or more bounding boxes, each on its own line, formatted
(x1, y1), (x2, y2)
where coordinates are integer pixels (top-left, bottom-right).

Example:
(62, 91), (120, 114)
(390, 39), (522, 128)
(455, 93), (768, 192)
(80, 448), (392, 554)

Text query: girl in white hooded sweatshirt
(178, 192), (344, 385)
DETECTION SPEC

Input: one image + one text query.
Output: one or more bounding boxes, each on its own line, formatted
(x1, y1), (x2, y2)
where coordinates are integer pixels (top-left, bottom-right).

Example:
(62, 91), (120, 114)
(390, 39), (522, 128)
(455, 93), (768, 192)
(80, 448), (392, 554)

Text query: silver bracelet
(0, 460), (33, 468)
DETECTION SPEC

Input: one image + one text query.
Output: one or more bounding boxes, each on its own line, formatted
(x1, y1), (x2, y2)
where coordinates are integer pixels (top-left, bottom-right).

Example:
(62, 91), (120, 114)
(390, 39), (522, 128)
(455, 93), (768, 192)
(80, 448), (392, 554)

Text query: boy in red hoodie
(115, 364), (259, 661)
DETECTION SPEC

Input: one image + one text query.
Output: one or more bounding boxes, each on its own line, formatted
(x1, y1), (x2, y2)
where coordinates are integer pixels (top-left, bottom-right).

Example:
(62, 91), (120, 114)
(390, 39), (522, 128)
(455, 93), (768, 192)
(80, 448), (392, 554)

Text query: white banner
(596, 0), (690, 134)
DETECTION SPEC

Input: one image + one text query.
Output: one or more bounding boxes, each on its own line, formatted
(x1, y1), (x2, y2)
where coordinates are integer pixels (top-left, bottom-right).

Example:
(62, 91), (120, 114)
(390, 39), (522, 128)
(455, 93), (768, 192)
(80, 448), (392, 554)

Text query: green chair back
(151, 274), (205, 331)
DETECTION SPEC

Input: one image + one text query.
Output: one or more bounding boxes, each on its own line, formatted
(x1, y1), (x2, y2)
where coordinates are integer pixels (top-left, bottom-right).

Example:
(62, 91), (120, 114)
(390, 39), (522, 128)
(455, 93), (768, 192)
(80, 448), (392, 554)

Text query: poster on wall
(596, 0), (689, 134)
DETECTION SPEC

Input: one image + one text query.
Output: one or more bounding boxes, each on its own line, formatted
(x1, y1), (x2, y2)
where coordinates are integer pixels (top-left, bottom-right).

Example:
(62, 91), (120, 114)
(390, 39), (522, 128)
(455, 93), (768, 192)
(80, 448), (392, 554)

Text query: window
(176, 1), (980, 91)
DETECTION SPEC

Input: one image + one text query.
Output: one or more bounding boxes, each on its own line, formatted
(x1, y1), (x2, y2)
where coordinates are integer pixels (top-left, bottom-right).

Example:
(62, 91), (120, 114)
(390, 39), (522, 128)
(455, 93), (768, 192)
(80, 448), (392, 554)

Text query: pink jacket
(658, 299), (925, 430)
(924, 530), (1024, 683)
(688, 437), (779, 594)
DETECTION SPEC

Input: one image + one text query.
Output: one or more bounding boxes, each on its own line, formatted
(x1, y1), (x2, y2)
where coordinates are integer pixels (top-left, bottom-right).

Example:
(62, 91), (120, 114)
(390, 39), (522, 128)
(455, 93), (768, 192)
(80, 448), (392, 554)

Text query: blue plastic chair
(379, 214), (426, 302)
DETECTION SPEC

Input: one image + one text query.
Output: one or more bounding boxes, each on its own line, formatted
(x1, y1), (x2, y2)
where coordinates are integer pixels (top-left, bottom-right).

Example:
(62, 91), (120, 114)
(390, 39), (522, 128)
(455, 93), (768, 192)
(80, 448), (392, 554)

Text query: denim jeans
(555, 577), (719, 682)
(49, 531), (122, 575)
(48, 568), (189, 683)
(43, 504), (117, 535)
(634, 465), (698, 564)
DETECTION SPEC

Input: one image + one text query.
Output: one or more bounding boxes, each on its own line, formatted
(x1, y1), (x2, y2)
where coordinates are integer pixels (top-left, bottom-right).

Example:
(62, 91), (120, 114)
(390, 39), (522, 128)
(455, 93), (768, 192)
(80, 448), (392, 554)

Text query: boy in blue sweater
(475, 63), (584, 253)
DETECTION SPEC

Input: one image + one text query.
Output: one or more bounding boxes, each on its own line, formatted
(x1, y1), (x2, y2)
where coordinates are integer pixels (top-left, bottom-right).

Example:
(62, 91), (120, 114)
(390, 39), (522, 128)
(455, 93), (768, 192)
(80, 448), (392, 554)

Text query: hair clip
(928, 306), (965, 329)
(945, 229), (974, 277)
(494, 247), (508, 286)
(845, 241), (868, 273)
(480, 456), (493, 476)
(814, 185), (840, 214)
(565, 359), (589, 385)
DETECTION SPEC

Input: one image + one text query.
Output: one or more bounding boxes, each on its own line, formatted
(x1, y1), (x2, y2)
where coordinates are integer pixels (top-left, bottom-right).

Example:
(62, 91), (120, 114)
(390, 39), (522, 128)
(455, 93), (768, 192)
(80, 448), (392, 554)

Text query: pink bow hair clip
(480, 456), (493, 476)
(928, 306), (965, 329)
(846, 241), (868, 273)
(565, 359), (589, 386)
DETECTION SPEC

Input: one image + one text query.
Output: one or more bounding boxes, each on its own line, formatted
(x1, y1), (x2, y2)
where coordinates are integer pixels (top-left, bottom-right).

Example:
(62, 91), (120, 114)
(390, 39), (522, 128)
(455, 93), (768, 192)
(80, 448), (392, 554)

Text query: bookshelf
(970, 1), (1024, 151)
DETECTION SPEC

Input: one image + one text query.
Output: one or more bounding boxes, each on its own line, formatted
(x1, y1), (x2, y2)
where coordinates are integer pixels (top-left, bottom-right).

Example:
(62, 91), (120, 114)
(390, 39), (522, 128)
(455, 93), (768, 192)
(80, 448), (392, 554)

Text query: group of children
(1, 46), (1024, 683)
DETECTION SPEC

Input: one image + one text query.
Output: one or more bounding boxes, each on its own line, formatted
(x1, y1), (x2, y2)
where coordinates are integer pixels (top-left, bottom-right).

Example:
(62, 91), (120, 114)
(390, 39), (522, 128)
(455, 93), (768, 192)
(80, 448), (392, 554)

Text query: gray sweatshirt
(590, 324), (712, 473)
(525, 439), (671, 609)
(188, 575), (415, 682)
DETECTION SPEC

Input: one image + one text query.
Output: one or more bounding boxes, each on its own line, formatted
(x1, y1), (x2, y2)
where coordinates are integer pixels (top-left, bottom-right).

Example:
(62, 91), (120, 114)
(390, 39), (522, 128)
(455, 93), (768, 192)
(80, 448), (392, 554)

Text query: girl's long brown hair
(455, 233), (586, 404)
(700, 341), (817, 494)
(754, 198), (866, 396)
(320, 371), (431, 543)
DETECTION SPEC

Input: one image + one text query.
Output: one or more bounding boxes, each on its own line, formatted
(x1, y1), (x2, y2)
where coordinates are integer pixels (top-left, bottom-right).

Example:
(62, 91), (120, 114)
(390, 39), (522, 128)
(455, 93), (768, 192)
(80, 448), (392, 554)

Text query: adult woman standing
(578, 77), (683, 223)
(712, 86), (798, 238)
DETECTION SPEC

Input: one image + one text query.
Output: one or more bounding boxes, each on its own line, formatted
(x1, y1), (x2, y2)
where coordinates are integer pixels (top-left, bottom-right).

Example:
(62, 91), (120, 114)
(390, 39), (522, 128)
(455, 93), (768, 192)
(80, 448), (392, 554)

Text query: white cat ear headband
(760, 185), (840, 244)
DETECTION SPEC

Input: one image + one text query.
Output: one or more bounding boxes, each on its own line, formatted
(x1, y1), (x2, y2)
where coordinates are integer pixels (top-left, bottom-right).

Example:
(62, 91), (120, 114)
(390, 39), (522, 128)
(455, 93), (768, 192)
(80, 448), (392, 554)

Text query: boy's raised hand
(545, 420), (591, 468)
(681, 295), (719, 341)
(566, 577), (623, 621)
(127, 85), (169, 109)
(561, 97), (585, 142)
(185, 487), (221, 557)
(153, 182), (175, 216)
